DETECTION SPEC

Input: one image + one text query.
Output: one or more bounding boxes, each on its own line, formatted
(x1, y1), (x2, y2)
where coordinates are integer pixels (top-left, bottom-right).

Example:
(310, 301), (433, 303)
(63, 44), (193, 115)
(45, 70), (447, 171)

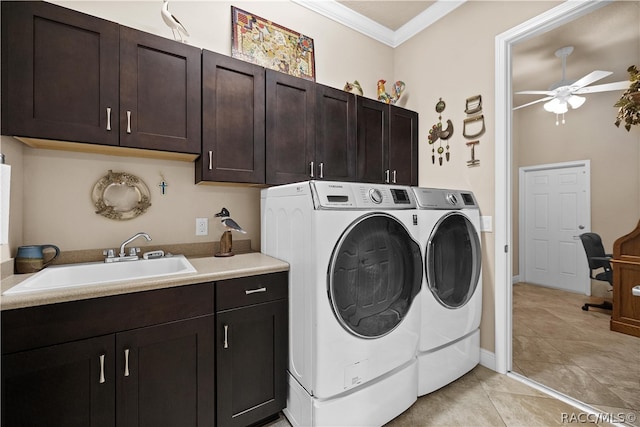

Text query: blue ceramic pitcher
(15, 244), (60, 274)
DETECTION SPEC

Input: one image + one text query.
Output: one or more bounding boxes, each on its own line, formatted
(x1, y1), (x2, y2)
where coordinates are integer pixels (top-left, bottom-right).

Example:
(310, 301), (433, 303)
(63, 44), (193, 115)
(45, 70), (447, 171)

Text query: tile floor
(267, 282), (640, 426)
(512, 282), (640, 426)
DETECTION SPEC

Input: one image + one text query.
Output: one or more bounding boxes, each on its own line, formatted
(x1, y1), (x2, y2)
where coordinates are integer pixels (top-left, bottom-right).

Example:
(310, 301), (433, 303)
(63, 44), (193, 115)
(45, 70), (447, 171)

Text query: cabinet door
(1, 1), (119, 145)
(316, 85), (357, 181)
(116, 315), (215, 427)
(2, 335), (115, 427)
(266, 70), (316, 185)
(357, 97), (389, 184)
(119, 26), (201, 154)
(389, 105), (418, 185)
(217, 300), (288, 427)
(199, 50), (265, 183)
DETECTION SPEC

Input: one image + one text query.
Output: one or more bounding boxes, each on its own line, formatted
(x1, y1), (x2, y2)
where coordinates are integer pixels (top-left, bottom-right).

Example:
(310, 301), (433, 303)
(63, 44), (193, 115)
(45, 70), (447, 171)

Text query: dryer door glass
(328, 213), (422, 338)
(426, 212), (481, 309)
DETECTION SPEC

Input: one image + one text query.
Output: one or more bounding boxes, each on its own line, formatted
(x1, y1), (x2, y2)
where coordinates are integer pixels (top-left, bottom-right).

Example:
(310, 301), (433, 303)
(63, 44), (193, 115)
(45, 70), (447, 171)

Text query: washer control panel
(311, 181), (416, 209)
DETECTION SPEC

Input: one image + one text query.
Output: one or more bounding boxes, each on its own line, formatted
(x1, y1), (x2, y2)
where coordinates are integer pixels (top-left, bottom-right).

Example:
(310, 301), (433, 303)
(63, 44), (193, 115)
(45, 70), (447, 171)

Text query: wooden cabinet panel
(357, 97), (388, 184)
(316, 85), (357, 181)
(2, 335), (115, 427)
(356, 98), (418, 185)
(216, 272), (288, 311)
(199, 50), (265, 183)
(1, 1), (119, 145)
(119, 27), (201, 154)
(117, 315), (216, 427)
(389, 105), (418, 186)
(216, 300), (287, 427)
(611, 261), (640, 337)
(266, 70), (316, 185)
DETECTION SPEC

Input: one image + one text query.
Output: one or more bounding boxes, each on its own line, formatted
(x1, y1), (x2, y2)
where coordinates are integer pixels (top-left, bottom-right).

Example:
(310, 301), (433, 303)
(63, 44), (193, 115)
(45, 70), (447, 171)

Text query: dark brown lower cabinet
(117, 315), (216, 427)
(2, 335), (116, 427)
(1, 274), (288, 427)
(216, 273), (288, 427)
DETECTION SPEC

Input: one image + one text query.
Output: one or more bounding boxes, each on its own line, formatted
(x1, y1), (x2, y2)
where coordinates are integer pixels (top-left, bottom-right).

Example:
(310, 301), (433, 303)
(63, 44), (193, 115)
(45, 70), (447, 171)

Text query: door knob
(578, 225), (585, 230)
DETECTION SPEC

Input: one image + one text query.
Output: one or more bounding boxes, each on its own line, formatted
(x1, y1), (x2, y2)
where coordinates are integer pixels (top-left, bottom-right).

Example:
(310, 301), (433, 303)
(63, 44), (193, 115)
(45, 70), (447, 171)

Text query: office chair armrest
(591, 256), (612, 262)
(605, 253), (613, 258)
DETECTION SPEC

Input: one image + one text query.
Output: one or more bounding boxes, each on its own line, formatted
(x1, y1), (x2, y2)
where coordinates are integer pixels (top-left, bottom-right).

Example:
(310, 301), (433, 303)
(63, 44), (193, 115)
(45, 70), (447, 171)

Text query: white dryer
(411, 187), (482, 396)
(261, 181), (423, 427)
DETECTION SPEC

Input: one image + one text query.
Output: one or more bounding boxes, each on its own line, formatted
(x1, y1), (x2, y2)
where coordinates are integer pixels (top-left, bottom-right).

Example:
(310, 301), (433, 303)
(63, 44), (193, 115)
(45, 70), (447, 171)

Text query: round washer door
(426, 211), (481, 309)
(328, 213), (423, 339)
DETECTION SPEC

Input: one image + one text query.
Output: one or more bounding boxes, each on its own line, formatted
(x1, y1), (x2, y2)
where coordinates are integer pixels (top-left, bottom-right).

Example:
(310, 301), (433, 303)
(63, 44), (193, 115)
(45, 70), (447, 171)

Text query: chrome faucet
(119, 232), (152, 257)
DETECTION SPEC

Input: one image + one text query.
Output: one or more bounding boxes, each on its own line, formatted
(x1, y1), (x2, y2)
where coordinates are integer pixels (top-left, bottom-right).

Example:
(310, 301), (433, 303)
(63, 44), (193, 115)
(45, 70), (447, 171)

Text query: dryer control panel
(411, 187), (478, 210)
(311, 181), (416, 210)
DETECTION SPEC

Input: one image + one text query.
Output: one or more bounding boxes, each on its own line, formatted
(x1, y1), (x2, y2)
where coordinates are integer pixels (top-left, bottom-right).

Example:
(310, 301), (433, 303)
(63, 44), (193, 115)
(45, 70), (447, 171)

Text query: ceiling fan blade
(515, 90), (555, 95)
(574, 80), (628, 94)
(513, 96), (554, 110)
(570, 70), (612, 90)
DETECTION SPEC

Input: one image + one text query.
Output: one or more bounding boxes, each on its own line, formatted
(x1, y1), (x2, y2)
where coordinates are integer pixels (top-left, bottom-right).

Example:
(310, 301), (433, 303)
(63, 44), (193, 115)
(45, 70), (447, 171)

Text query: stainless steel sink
(3, 255), (197, 295)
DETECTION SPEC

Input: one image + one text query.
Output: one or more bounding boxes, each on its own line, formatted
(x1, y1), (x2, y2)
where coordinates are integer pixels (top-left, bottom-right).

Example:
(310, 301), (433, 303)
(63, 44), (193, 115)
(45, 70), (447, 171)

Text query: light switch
(480, 216), (492, 232)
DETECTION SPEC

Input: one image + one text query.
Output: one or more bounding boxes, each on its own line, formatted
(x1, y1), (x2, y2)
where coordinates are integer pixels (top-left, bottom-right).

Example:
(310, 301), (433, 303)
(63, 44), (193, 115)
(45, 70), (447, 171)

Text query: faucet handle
(103, 249), (115, 258)
(128, 247), (141, 257)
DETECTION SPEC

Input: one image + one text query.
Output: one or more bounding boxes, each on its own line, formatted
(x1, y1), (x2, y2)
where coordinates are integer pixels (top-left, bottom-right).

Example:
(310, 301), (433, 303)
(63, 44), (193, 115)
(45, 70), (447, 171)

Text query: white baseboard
(512, 275), (520, 284)
(479, 348), (496, 371)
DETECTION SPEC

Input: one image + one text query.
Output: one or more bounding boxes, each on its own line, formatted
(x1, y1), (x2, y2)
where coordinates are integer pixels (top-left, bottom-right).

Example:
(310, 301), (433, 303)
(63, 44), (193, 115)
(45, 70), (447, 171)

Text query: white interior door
(520, 160), (591, 294)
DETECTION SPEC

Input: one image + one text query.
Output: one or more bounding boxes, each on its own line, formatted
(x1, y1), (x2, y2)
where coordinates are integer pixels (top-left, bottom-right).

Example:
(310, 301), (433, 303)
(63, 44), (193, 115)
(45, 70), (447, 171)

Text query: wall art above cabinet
(1, 1), (201, 161)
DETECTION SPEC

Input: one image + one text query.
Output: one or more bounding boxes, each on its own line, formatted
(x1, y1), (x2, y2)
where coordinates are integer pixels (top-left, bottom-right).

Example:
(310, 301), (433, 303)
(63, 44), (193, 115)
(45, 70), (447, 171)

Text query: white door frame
(493, 0), (611, 374)
(518, 160), (591, 294)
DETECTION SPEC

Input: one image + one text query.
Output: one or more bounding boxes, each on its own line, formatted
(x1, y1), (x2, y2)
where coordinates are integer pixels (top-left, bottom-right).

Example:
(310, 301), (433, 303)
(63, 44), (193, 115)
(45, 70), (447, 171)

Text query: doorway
(519, 160), (590, 294)
(494, 0), (610, 375)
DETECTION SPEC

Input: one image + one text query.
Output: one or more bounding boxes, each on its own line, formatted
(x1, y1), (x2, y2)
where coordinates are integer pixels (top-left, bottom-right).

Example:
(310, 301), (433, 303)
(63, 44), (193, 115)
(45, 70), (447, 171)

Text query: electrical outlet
(196, 218), (208, 236)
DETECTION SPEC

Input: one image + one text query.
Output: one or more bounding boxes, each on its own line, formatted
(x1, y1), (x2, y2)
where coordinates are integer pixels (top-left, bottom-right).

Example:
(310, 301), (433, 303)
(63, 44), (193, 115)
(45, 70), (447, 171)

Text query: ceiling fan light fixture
(544, 98), (568, 114)
(568, 95), (586, 109)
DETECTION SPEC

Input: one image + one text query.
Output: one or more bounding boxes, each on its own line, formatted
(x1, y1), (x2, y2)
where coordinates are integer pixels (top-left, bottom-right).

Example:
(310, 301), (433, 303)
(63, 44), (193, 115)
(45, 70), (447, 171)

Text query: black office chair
(578, 232), (613, 311)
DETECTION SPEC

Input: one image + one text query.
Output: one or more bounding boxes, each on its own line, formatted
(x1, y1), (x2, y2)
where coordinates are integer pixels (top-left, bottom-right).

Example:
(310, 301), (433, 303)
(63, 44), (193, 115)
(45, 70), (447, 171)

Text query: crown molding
(291, 0), (467, 48)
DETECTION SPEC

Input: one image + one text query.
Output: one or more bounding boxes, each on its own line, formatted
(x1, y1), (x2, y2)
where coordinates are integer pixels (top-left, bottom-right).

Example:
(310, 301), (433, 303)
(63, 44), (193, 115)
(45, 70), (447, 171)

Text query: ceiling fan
(513, 46), (628, 115)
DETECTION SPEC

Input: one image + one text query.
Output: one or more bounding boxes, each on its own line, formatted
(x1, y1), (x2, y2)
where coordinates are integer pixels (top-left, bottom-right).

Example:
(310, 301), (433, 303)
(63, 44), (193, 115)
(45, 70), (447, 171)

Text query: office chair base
(581, 301), (613, 311)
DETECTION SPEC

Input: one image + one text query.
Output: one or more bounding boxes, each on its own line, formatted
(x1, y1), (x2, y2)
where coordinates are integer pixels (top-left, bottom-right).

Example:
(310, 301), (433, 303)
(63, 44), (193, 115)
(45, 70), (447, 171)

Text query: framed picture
(231, 6), (315, 81)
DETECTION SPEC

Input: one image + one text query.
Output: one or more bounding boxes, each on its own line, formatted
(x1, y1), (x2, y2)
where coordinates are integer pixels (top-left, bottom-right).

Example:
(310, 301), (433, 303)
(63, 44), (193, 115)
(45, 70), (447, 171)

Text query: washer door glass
(426, 212), (481, 309)
(328, 213), (422, 338)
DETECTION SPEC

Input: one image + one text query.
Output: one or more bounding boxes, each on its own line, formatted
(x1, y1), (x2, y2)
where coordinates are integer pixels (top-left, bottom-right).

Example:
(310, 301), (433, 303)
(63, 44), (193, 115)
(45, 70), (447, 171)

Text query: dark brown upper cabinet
(389, 105), (418, 186)
(357, 98), (418, 186)
(119, 27), (201, 155)
(198, 50), (266, 184)
(315, 85), (357, 182)
(1, 1), (119, 146)
(1, 1), (201, 156)
(265, 70), (316, 185)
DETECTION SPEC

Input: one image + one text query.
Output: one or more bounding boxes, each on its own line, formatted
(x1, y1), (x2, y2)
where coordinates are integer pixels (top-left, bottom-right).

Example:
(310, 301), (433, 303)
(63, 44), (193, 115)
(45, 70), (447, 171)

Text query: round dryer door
(328, 213), (422, 339)
(426, 212), (481, 309)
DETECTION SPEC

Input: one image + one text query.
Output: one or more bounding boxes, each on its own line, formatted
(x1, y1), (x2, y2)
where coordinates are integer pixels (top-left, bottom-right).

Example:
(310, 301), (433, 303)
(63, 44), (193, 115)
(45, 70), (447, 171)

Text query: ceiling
(336, 1), (436, 31)
(312, 0), (637, 104)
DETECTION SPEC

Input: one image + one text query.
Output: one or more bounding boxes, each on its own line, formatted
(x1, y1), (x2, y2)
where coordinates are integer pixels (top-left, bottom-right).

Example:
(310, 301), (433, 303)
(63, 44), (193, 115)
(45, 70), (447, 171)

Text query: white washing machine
(261, 181), (423, 427)
(411, 187), (482, 396)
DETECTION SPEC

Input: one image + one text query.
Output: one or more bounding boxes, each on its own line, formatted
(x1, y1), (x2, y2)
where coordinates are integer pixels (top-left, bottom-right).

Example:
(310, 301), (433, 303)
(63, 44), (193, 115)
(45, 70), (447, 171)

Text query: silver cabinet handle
(208, 151), (213, 170)
(126, 111), (132, 134)
(319, 162), (324, 179)
(124, 348), (130, 377)
(309, 161), (314, 178)
(385, 169), (390, 183)
(106, 108), (112, 131)
(99, 354), (106, 384)
(223, 325), (229, 349)
(392, 170), (397, 183)
(245, 287), (267, 295)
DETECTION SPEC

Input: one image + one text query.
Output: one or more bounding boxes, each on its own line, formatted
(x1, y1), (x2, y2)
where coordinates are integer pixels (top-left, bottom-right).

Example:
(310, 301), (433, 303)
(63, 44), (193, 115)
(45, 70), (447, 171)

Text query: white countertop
(0, 253), (289, 310)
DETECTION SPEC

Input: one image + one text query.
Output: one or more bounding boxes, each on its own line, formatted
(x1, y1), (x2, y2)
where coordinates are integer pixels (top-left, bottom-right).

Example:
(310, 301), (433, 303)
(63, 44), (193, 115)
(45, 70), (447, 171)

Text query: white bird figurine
(214, 208), (246, 257)
(161, 0), (189, 43)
